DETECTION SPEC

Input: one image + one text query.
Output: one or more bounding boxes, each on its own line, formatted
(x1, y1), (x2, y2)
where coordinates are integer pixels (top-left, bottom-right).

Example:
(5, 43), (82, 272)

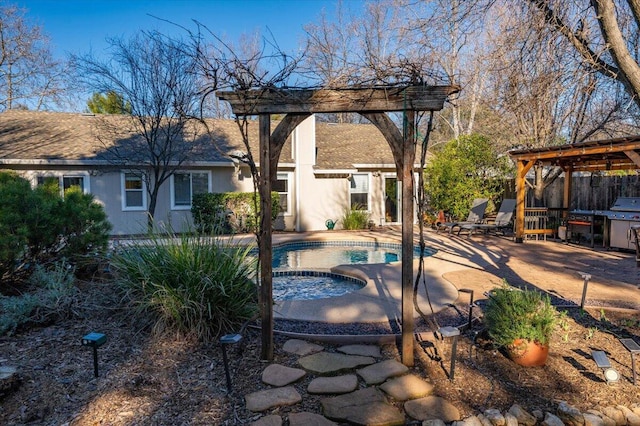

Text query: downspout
(294, 125), (301, 232)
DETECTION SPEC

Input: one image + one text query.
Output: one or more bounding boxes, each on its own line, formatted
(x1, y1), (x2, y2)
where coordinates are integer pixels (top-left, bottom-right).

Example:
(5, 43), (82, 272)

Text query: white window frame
(275, 172), (292, 216)
(35, 172), (91, 196)
(349, 173), (370, 211)
(170, 170), (212, 210)
(121, 172), (147, 211)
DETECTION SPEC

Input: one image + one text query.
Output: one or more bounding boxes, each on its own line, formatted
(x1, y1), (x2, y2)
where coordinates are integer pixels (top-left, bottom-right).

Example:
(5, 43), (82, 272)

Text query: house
(0, 110), (417, 235)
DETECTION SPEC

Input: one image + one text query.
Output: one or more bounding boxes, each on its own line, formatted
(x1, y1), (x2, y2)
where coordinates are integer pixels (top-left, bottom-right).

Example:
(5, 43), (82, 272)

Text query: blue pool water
(268, 241), (436, 300)
(273, 271), (366, 301)
(271, 241), (433, 270)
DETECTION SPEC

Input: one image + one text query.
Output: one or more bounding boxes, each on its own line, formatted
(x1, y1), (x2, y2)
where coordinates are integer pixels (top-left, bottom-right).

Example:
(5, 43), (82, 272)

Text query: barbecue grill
(567, 210), (604, 248)
(567, 197), (640, 250)
(602, 197), (640, 250)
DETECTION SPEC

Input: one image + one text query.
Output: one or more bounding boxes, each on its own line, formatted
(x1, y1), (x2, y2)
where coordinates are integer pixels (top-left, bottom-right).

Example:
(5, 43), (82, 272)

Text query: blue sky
(18, 0), (349, 59)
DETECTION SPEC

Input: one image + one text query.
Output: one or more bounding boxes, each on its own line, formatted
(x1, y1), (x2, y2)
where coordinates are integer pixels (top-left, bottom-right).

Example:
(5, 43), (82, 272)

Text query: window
(171, 171), (210, 209)
(350, 173), (369, 210)
(121, 173), (147, 211)
(36, 174), (88, 196)
(273, 173), (291, 215)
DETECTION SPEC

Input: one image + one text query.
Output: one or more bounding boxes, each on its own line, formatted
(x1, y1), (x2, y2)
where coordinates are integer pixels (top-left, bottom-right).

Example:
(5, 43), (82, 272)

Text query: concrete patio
(266, 227), (640, 325)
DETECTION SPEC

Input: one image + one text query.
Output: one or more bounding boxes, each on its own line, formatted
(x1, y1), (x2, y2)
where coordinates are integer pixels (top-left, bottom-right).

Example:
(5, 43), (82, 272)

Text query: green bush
(0, 171), (111, 283)
(340, 204), (371, 230)
(111, 232), (258, 342)
(192, 192), (280, 234)
(0, 261), (78, 336)
(484, 281), (557, 348)
(424, 134), (513, 220)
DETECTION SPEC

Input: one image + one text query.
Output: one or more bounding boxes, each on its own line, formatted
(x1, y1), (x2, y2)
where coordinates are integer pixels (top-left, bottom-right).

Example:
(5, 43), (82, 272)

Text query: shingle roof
(0, 110), (394, 168)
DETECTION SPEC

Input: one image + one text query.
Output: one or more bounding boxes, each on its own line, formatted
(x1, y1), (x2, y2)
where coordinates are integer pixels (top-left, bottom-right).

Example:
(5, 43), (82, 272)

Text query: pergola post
(258, 114), (274, 360)
(563, 166), (573, 220)
(401, 110), (416, 366)
(515, 159), (534, 243)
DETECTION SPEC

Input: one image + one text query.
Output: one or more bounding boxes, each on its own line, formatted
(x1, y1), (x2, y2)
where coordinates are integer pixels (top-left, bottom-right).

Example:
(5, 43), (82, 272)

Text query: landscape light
(220, 333), (242, 393)
(81, 332), (107, 378)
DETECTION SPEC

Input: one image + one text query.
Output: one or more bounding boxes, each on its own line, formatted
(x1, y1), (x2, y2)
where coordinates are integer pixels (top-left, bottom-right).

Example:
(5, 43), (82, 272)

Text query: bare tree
(489, 2), (631, 204)
(0, 3), (66, 111)
(73, 31), (204, 231)
(525, 0), (640, 109)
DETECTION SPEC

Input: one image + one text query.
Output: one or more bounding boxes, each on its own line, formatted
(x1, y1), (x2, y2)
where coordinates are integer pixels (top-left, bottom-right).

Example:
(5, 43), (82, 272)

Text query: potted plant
(483, 282), (557, 366)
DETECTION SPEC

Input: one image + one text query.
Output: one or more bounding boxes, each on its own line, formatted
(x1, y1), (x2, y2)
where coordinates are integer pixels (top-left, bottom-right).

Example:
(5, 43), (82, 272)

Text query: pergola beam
(218, 86), (458, 115)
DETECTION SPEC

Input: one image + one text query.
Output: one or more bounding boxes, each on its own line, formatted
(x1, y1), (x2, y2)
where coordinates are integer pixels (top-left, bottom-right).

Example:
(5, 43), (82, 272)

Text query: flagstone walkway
(246, 339), (460, 425)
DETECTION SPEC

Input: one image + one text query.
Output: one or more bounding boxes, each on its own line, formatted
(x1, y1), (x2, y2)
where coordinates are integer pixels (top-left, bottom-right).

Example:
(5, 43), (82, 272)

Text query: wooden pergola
(508, 136), (640, 242)
(217, 85), (459, 366)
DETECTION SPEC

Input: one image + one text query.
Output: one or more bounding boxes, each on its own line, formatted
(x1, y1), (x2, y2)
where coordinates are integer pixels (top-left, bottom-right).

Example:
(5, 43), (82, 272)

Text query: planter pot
(507, 339), (549, 367)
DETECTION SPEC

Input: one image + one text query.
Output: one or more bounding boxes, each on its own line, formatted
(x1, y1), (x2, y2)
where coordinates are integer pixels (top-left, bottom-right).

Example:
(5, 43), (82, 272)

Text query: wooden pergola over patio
(217, 85), (459, 366)
(508, 136), (640, 242)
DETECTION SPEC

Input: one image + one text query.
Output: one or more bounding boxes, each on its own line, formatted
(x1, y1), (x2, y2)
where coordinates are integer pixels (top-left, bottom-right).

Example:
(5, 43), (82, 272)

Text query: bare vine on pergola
(180, 21), (458, 365)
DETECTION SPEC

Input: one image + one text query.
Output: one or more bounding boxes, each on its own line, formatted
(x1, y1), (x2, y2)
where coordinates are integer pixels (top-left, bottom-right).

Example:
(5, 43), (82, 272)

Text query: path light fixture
(438, 326), (460, 382)
(578, 272), (591, 310)
(220, 333), (242, 393)
(592, 350), (619, 385)
(81, 332), (107, 378)
(458, 288), (475, 330)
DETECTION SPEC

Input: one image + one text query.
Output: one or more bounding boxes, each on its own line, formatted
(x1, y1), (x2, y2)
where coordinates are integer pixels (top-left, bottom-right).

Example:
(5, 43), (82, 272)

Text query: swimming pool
(271, 241), (434, 270)
(273, 271), (366, 301)
(266, 241), (436, 301)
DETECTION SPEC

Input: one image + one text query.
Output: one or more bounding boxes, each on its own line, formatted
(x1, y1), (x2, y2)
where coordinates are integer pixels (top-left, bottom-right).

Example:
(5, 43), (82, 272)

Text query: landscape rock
(422, 420), (447, 426)
(504, 412), (519, 426)
(483, 408), (506, 426)
(379, 374), (434, 401)
(617, 405), (640, 426)
(298, 352), (375, 374)
(477, 413), (494, 426)
(583, 412), (606, 426)
(532, 410), (544, 421)
(250, 415), (282, 426)
(282, 339), (324, 356)
(452, 415), (484, 426)
(307, 375), (358, 394)
(337, 344), (381, 358)
(261, 364), (306, 387)
(245, 386), (302, 412)
(542, 412), (565, 426)
(507, 404), (536, 426)
(557, 401), (584, 426)
(321, 387), (405, 426)
(601, 406), (626, 426)
(356, 359), (409, 385)
(288, 411), (337, 425)
(404, 395), (461, 422)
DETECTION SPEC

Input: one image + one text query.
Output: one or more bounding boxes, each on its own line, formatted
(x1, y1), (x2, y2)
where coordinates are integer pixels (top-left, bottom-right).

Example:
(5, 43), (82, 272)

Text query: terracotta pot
(507, 339), (549, 367)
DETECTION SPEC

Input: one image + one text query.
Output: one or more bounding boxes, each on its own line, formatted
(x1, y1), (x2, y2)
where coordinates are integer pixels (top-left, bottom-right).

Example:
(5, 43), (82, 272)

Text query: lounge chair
(459, 199), (516, 236)
(436, 198), (489, 234)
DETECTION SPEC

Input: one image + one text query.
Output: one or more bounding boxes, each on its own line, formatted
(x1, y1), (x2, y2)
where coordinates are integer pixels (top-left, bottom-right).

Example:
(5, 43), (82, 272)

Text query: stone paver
(307, 374), (358, 394)
(379, 374), (434, 401)
(321, 387), (405, 426)
(356, 359), (409, 385)
(261, 364), (306, 387)
(298, 351), (375, 374)
(404, 395), (461, 422)
(245, 386), (302, 412)
(283, 339), (324, 356)
(337, 344), (382, 358)
(288, 412), (338, 425)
